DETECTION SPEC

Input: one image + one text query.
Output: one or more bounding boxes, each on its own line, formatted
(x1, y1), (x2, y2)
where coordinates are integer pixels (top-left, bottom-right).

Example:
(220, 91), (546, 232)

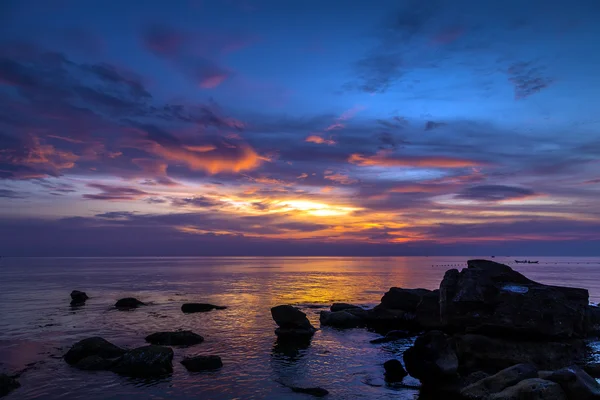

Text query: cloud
(424, 121), (446, 131)
(306, 135), (336, 145)
(0, 188), (23, 198)
(455, 185), (537, 202)
(324, 171), (358, 185)
(83, 183), (153, 200)
(507, 61), (554, 99)
(170, 196), (222, 208)
(349, 150), (485, 168)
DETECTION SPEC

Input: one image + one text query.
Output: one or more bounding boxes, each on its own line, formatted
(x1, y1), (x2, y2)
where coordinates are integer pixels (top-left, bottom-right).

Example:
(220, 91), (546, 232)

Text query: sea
(1, 256), (600, 399)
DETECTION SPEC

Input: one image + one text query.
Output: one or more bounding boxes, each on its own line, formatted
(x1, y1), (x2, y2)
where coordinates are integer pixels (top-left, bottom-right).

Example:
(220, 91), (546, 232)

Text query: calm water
(1, 256), (600, 400)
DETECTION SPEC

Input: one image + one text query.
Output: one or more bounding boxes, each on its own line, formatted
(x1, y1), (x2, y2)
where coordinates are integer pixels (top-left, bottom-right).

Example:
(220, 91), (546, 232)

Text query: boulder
(0, 374), (20, 397)
(181, 303), (227, 313)
(74, 355), (115, 371)
(488, 378), (567, 400)
(70, 290), (89, 306)
(460, 363), (538, 399)
(370, 330), (412, 344)
(545, 365), (600, 400)
(380, 288), (433, 312)
(319, 311), (363, 329)
(453, 334), (589, 374)
(439, 260), (589, 339)
(583, 363), (600, 378)
(145, 331), (204, 346)
(115, 297), (145, 309)
(330, 303), (361, 312)
(403, 330), (458, 383)
(181, 355), (223, 371)
(585, 305), (600, 336)
(364, 307), (417, 333)
(271, 305), (316, 338)
(415, 290), (442, 329)
(64, 337), (126, 365)
(383, 359), (407, 382)
(111, 345), (173, 377)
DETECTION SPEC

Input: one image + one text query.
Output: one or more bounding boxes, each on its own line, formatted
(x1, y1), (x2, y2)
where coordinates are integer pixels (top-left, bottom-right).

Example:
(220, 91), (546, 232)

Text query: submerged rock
(64, 337), (126, 366)
(488, 378), (566, 400)
(145, 331), (204, 346)
(0, 374), (20, 397)
(114, 297), (145, 309)
(545, 365), (600, 400)
(289, 386), (329, 397)
(181, 303), (227, 313)
(70, 290), (89, 306)
(330, 303), (361, 312)
(111, 345), (173, 377)
(403, 330), (458, 383)
(181, 355), (223, 371)
(460, 363), (538, 399)
(370, 330), (412, 344)
(319, 311), (363, 329)
(383, 359), (407, 382)
(271, 305), (316, 339)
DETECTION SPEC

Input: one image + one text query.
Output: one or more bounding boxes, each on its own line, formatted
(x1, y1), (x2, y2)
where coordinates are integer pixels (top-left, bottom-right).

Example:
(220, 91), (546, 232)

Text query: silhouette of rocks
(319, 310), (363, 329)
(271, 305), (316, 339)
(111, 345), (173, 377)
(289, 386), (329, 397)
(70, 290), (89, 306)
(545, 365), (600, 399)
(330, 303), (361, 312)
(383, 359), (407, 382)
(403, 330), (458, 384)
(181, 355), (223, 371)
(488, 378), (566, 400)
(181, 303), (227, 313)
(64, 337), (126, 366)
(369, 330), (412, 344)
(145, 330), (204, 346)
(114, 297), (145, 309)
(460, 363), (538, 399)
(0, 374), (20, 397)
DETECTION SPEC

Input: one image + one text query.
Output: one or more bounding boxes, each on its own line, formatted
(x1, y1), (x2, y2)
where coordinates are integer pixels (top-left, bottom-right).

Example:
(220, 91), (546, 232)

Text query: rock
(70, 290), (89, 306)
(111, 345), (173, 377)
(271, 305), (316, 338)
(145, 331), (204, 346)
(380, 288), (433, 312)
(403, 330), (458, 383)
(383, 359), (407, 382)
(488, 378), (567, 400)
(114, 297), (145, 309)
(585, 305), (600, 336)
(330, 303), (361, 312)
(583, 363), (600, 378)
(289, 386), (329, 397)
(460, 363), (538, 399)
(370, 330), (412, 344)
(64, 337), (126, 365)
(0, 374), (20, 397)
(181, 355), (222, 371)
(74, 355), (115, 371)
(545, 365), (600, 400)
(415, 290), (443, 329)
(453, 334), (589, 374)
(439, 260), (589, 339)
(364, 307), (417, 333)
(181, 303), (227, 313)
(319, 311), (363, 329)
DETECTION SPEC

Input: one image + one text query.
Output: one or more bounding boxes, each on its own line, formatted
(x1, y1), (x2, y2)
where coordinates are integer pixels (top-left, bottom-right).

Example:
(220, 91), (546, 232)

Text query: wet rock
(289, 386), (329, 397)
(114, 297), (145, 309)
(319, 311), (363, 329)
(145, 330), (204, 346)
(74, 355), (115, 371)
(70, 290), (89, 306)
(0, 374), (20, 397)
(383, 359), (407, 382)
(403, 330), (458, 383)
(585, 305), (600, 336)
(488, 378), (567, 400)
(330, 303), (361, 312)
(181, 303), (227, 313)
(271, 305), (316, 339)
(181, 355), (223, 371)
(545, 365), (600, 400)
(460, 363), (538, 399)
(370, 330), (412, 344)
(439, 259), (589, 339)
(111, 345), (173, 377)
(583, 362), (600, 378)
(64, 337), (126, 365)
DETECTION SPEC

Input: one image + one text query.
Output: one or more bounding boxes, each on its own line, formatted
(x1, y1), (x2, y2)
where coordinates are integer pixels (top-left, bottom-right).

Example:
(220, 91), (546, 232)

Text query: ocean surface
(1, 256), (600, 400)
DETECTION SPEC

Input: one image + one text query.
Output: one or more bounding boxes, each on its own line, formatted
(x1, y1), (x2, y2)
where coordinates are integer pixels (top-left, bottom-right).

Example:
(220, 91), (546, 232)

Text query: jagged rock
(545, 365), (600, 400)
(114, 297), (145, 309)
(319, 311), (363, 328)
(330, 303), (361, 312)
(0, 374), (20, 397)
(383, 359), (407, 382)
(111, 345), (173, 377)
(70, 290), (89, 306)
(181, 355), (222, 371)
(403, 330), (458, 383)
(181, 303), (227, 313)
(64, 337), (126, 365)
(271, 305), (316, 338)
(145, 331), (204, 346)
(370, 330), (412, 344)
(439, 260), (589, 339)
(488, 378), (567, 400)
(460, 363), (538, 399)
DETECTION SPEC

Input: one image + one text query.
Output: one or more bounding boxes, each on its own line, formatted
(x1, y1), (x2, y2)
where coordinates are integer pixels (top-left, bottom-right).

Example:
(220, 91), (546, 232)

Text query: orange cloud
(348, 151), (484, 168)
(306, 135), (336, 145)
(324, 172), (358, 185)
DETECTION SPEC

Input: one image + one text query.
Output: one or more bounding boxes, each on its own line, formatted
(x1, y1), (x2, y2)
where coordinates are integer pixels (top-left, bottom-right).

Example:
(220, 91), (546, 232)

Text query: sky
(0, 0), (599, 256)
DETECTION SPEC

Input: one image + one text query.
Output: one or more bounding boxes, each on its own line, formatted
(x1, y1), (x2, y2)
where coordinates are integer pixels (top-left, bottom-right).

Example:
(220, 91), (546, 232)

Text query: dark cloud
(95, 211), (136, 219)
(507, 61), (554, 99)
(455, 185), (536, 202)
(425, 121), (446, 131)
(83, 183), (153, 200)
(0, 188), (23, 198)
(170, 196), (222, 208)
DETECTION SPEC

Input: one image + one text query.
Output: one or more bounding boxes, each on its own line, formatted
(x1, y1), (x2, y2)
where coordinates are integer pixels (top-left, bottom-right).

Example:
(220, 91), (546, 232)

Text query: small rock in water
(70, 290), (89, 306)
(320, 310), (363, 329)
(271, 305), (316, 339)
(64, 337), (126, 366)
(370, 330), (412, 344)
(181, 355), (223, 371)
(0, 374), (20, 397)
(289, 386), (329, 397)
(383, 359), (408, 382)
(115, 297), (145, 309)
(145, 331), (204, 346)
(181, 303), (227, 313)
(111, 345), (174, 377)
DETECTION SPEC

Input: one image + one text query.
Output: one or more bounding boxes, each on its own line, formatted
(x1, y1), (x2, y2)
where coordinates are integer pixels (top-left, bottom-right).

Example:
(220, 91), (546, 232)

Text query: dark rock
(439, 259), (589, 339)
(145, 331), (204, 346)
(415, 290), (442, 329)
(289, 386), (329, 397)
(585, 305), (600, 336)
(460, 363), (538, 399)
(380, 288), (433, 312)
(111, 345), (173, 377)
(403, 330), (458, 383)
(70, 290), (89, 306)
(271, 305), (316, 338)
(583, 362), (600, 378)
(74, 355), (115, 371)
(383, 359), (407, 382)
(545, 365), (600, 400)
(364, 307), (417, 333)
(64, 337), (126, 365)
(114, 297), (145, 309)
(330, 303), (361, 312)
(453, 334), (589, 374)
(319, 311), (363, 329)
(181, 303), (227, 313)
(370, 330), (412, 344)
(0, 374), (20, 397)
(181, 355), (222, 371)
(488, 378), (567, 400)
